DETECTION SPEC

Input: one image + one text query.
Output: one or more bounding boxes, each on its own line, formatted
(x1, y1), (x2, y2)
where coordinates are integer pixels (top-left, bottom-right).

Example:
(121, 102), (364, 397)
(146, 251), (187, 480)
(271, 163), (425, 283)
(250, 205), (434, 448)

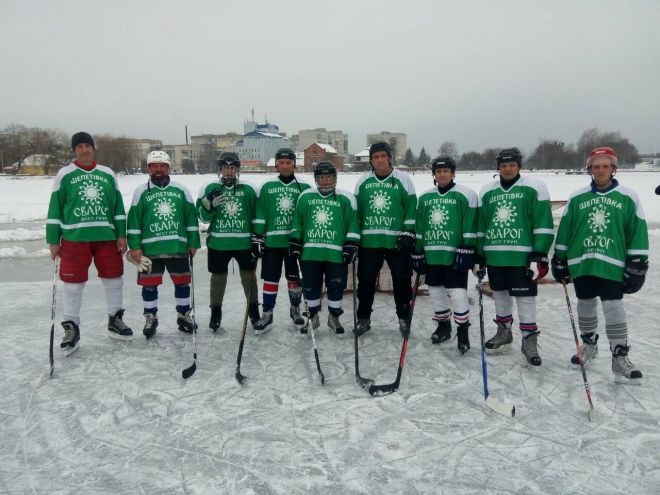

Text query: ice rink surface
(1, 171), (659, 494)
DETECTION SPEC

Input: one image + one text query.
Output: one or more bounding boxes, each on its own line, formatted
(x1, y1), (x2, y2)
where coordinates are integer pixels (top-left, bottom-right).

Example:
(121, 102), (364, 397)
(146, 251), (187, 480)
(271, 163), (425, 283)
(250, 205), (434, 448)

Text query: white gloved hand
(126, 251), (153, 273)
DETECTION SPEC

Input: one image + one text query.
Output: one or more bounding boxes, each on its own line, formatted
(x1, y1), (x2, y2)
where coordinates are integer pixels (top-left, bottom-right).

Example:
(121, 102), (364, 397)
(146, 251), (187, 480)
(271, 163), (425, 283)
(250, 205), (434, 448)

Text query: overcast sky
(1, 0), (659, 156)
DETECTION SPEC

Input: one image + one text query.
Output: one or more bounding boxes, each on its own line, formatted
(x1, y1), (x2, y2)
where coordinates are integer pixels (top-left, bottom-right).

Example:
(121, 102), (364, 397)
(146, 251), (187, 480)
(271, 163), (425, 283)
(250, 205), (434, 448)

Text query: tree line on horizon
(0, 123), (650, 174)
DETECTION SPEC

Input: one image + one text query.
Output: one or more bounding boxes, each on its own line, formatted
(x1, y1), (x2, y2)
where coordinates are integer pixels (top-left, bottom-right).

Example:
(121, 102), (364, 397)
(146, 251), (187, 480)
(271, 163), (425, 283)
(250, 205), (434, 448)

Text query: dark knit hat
(71, 131), (95, 150)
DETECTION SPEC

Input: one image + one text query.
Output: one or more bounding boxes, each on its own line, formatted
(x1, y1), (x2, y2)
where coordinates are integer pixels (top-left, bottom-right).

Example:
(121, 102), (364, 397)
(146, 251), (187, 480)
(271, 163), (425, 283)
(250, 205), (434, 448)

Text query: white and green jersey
(196, 181), (258, 251)
(46, 162), (126, 244)
(291, 188), (360, 264)
(254, 177), (311, 248)
(416, 184), (478, 266)
(127, 180), (201, 257)
(354, 168), (417, 249)
(554, 180), (648, 282)
(477, 176), (553, 267)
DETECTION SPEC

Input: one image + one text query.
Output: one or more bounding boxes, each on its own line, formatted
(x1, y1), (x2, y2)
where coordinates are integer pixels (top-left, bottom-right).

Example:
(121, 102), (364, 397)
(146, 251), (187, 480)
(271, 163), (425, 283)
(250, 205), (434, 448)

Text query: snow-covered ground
(1, 171), (659, 494)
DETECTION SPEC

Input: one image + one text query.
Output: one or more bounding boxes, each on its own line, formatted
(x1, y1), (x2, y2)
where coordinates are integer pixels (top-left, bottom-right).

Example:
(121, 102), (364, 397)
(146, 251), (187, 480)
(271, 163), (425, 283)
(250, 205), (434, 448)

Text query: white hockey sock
(63, 282), (85, 325)
(428, 285), (450, 317)
(603, 299), (628, 350)
(492, 290), (513, 318)
(101, 277), (123, 315)
(447, 288), (469, 325)
(516, 296), (538, 336)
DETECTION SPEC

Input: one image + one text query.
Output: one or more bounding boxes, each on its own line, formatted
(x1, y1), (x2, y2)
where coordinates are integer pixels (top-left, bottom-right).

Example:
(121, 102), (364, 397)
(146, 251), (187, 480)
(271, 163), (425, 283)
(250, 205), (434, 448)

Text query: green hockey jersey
(416, 184), (478, 265)
(477, 176), (553, 267)
(196, 181), (258, 251)
(46, 163), (126, 244)
(127, 180), (201, 256)
(354, 168), (417, 249)
(554, 180), (648, 282)
(291, 188), (360, 263)
(254, 177), (311, 248)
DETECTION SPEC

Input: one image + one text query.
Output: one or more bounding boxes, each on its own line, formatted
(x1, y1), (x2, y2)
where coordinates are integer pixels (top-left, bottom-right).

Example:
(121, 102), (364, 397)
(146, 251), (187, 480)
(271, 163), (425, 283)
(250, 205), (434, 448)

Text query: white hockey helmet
(147, 150), (171, 166)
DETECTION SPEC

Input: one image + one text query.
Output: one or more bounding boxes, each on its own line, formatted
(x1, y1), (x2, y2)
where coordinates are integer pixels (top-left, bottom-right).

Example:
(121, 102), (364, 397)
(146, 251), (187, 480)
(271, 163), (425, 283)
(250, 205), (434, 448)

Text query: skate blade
(254, 326), (273, 336)
(614, 374), (642, 385)
(432, 337), (451, 345)
(108, 332), (133, 341)
(486, 343), (512, 354)
(485, 396), (515, 417)
(62, 343), (79, 356)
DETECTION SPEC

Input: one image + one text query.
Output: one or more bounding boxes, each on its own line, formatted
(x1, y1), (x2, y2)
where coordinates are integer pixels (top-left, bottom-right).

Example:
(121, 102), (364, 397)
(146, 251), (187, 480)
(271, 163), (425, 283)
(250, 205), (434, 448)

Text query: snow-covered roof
(244, 131), (286, 139)
(355, 148), (370, 157)
(315, 143), (337, 154)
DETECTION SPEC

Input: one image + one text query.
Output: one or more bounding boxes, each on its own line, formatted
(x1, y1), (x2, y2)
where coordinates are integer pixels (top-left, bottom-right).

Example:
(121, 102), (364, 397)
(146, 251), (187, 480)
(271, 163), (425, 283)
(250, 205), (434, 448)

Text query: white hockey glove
(126, 252), (153, 273)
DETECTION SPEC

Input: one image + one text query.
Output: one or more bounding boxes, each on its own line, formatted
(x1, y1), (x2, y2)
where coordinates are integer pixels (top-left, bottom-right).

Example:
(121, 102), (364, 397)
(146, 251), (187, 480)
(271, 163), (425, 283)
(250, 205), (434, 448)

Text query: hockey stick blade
(235, 366), (247, 385)
(357, 376), (374, 390)
(181, 355), (197, 379)
(485, 396), (515, 417)
(369, 383), (399, 397)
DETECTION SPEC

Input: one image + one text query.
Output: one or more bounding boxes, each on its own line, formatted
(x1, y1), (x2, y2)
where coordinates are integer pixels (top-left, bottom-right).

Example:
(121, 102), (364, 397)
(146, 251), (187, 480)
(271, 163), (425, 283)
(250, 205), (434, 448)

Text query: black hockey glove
(526, 251), (549, 282)
(551, 254), (571, 283)
(396, 231), (416, 254)
(251, 234), (264, 263)
(622, 256), (648, 294)
(342, 242), (358, 265)
(472, 254), (487, 279)
(411, 250), (426, 275)
(288, 239), (303, 262)
(453, 245), (475, 272)
(201, 188), (225, 212)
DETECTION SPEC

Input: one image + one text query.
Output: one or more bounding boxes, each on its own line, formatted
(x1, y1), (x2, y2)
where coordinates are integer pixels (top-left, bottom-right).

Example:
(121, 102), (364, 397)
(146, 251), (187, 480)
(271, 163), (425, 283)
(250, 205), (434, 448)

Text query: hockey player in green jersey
(413, 155), (478, 354)
(46, 131), (132, 353)
(354, 141), (417, 338)
(552, 146), (648, 384)
(197, 152), (260, 331)
(289, 161), (360, 334)
(252, 148), (311, 334)
(127, 151), (201, 339)
(476, 147), (553, 366)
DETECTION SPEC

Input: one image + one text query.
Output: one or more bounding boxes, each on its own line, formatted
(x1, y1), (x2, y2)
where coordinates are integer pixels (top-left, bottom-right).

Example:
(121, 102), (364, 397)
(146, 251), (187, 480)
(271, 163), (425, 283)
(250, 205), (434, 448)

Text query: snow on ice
(1, 171), (659, 494)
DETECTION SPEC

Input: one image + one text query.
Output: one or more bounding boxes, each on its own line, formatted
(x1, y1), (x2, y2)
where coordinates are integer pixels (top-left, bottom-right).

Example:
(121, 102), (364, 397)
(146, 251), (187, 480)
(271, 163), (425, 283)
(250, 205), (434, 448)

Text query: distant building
(298, 128), (349, 157)
(366, 131), (407, 163)
(233, 113), (290, 166)
(5, 154), (62, 176)
(161, 144), (193, 174)
(303, 143), (344, 173)
(635, 157), (660, 171)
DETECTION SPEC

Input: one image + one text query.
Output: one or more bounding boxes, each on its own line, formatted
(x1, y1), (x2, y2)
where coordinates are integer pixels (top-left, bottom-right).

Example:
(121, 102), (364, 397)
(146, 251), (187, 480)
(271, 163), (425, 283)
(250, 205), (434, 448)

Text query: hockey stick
(368, 271), (421, 397)
(477, 273), (515, 417)
(300, 275), (324, 386)
(562, 280), (595, 421)
(352, 262), (374, 390)
(49, 258), (59, 378)
(235, 283), (253, 385)
(182, 254), (198, 379)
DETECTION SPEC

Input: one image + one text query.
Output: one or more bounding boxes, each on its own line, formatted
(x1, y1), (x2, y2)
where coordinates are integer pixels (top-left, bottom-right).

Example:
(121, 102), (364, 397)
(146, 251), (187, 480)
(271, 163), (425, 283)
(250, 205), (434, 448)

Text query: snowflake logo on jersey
(588, 205), (610, 233)
(370, 191), (391, 214)
(276, 192), (295, 216)
(223, 197), (242, 218)
(153, 198), (176, 221)
(429, 206), (449, 228)
(492, 201), (517, 228)
(313, 205), (333, 228)
(78, 179), (104, 206)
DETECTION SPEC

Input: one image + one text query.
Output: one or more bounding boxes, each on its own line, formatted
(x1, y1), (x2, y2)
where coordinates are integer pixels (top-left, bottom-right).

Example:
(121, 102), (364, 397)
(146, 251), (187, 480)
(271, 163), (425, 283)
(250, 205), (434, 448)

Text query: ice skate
(254, 310), (274, 335)
(108, 309), (133, 340)
(612, 344), (642, 385)
(143, 313), (158, 340)
(571, 334), (598, 367)
(521, 332), (542, 367)
(485, 320), (513, 353)
(61, 321), (80, 356)
(431, 319), (451, 344)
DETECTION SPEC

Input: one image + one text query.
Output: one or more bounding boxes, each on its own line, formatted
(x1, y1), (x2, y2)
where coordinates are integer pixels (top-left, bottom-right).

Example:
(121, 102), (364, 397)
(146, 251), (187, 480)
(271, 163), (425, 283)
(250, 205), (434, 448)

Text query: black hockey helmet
(369, 141), (393, 160)
(430, 154), (456, 174)
(314, 160), (336, 177)
(495, 147), (522, 169)
(275, 147), (296, 164)
(218, 151), (241, 168)
(314, 160), (336, 194)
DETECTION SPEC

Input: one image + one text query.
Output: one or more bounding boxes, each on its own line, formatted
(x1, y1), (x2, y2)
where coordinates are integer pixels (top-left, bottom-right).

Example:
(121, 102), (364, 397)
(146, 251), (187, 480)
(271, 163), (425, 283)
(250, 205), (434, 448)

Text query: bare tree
(438, 141), (458, 158)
